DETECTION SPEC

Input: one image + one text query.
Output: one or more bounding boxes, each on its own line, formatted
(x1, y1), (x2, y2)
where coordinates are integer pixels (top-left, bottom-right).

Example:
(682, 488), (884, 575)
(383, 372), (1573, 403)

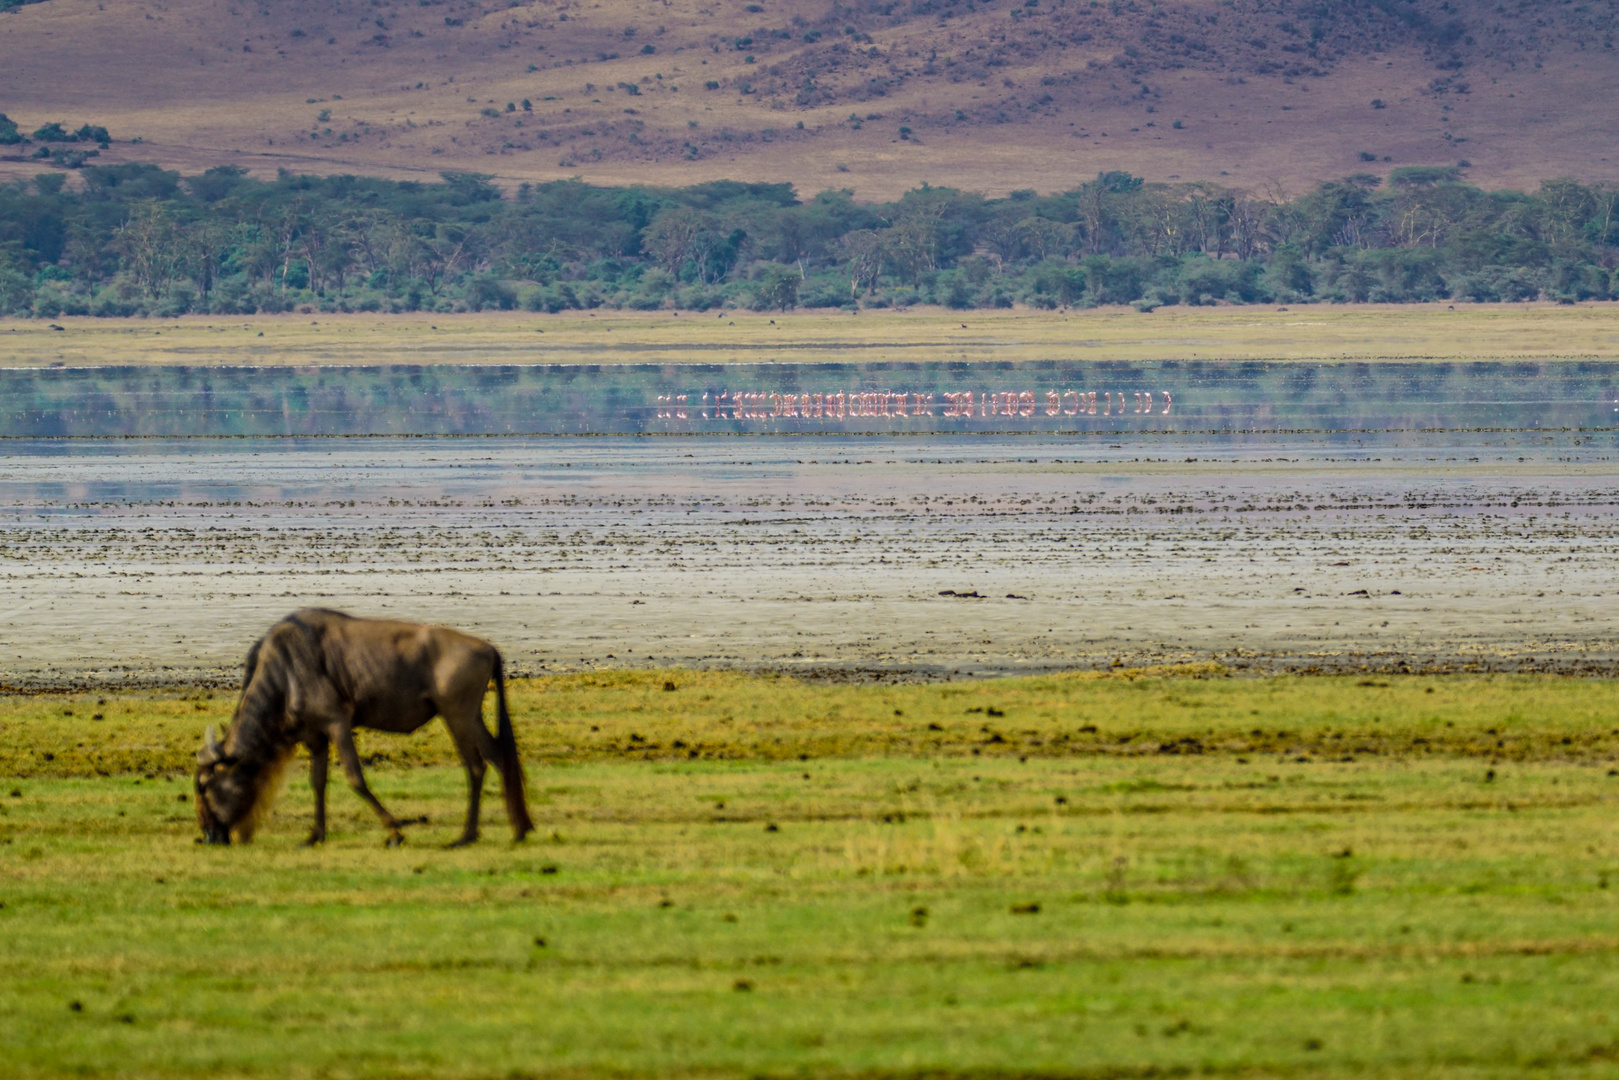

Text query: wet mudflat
(1, 432), (1615, 688)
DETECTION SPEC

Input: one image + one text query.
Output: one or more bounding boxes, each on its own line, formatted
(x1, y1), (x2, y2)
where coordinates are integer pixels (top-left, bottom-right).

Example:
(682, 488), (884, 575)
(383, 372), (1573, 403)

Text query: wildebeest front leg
(303, 734), (329, 846)
(330, 721), (409, 846)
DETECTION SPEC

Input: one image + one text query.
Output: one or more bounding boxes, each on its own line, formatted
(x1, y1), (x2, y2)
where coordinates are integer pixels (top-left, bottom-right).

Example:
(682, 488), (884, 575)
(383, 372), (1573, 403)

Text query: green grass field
(3, 669), (1618, 1078)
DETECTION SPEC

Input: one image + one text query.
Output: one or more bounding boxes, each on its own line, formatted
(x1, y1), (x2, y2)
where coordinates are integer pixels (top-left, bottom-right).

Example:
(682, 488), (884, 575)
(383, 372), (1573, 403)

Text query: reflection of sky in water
(2, 360), (1617, 436)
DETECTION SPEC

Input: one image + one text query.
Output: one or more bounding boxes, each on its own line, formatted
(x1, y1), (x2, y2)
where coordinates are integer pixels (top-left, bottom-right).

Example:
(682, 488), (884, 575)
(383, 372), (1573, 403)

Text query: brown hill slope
(0, 0), (1614, 197)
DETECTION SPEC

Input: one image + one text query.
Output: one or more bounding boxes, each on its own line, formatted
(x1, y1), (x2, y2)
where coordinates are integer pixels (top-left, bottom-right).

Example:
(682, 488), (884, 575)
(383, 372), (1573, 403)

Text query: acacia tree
(1181, 183), (1233, 258)
(1390, 182), (1475, 249)
(229, 216), (282, 291)
(1075, 172), (1142, 256)
(881, 216), (940, 284)
(979, 214), (1024, 270)
(752, 263), (800, 310)
(413, 225), (478, 296)
(1537, 178), (1599, 259)
(1018, 217), (1074, 262)
(180, 219), (231, 300)
(1591, 185), (1619, 249)
(642, 206), (712, 276)
(283, 205), (359, 297)
(271, 200), (310, 295)
(1130, 187), (1188, 256)
(0, 239), (31, 313)
(111, 200), (179, 295)
(689, 227), (745, 284)
(344, 210), (395, 283)
(841, 229), (886, 295)
(1228, 193), (1271, 261)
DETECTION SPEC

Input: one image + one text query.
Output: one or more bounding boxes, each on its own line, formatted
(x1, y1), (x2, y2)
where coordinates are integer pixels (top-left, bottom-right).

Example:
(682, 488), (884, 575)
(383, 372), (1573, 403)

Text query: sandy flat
(5, 305), (1619, 370)
(1, 434), (1615, 689)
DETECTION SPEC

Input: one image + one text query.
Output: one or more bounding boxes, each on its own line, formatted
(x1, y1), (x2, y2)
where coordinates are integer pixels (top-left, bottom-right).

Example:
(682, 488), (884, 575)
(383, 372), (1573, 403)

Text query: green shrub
(1178, 256), (1267, 305)
(0, 267), (34, 315)
(1022, 258), (1086, 307)
(798, 281), (854, 308)
(465, 275), (517, 310)
(749, 264), (801, 311)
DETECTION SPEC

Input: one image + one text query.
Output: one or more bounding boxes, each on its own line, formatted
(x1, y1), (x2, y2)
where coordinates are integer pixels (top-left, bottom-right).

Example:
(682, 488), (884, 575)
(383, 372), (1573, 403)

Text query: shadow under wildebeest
(194, 609), (535, 847)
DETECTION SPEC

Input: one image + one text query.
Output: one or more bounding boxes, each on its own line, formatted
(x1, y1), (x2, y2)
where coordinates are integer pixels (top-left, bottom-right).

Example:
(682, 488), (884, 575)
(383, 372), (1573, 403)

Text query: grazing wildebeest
(194, 609), (534, 847)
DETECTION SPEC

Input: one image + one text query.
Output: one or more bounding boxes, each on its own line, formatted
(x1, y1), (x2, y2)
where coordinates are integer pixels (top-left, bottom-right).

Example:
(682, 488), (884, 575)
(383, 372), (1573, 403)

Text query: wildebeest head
(195, 723), (294, 845)
(194, 725), (246, 845)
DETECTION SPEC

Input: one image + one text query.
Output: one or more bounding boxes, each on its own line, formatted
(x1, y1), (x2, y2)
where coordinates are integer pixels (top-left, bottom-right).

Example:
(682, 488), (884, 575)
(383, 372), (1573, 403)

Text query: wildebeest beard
(194, 641), (297, 845)
(194, 740), (296, 845)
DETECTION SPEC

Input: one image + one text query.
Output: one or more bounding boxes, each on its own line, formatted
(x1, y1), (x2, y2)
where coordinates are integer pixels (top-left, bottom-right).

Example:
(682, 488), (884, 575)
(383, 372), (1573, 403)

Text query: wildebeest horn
(197, 725), (223, 766)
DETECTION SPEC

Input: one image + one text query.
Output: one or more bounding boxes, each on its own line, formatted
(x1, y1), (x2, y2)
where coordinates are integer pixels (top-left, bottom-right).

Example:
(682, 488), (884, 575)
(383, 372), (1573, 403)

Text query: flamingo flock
(653, 389), (1172, 420)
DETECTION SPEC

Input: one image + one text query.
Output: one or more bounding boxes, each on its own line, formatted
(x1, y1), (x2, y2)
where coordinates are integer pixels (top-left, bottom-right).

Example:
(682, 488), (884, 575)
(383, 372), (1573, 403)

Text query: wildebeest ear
(197, 726), (223, 766)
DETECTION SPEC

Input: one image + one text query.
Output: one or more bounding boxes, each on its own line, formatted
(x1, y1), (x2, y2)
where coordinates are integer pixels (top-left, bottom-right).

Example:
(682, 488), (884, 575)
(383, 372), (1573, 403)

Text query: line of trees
(1, 163), (1616, 318)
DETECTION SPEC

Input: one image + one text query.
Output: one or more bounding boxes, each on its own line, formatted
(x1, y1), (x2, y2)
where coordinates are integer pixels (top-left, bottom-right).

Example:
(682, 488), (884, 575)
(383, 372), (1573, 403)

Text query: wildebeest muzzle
(195, 725), (234, 845)
(197, 816), (231, 845)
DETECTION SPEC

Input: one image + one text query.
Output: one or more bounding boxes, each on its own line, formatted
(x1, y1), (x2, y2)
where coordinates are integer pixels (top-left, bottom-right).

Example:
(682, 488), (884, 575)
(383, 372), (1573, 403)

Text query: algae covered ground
(2, 669), (1618, 1079)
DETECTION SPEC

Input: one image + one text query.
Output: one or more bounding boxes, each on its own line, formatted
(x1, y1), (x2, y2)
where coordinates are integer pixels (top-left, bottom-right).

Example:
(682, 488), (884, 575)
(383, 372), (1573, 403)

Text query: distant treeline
(2, 163), (1617, 318)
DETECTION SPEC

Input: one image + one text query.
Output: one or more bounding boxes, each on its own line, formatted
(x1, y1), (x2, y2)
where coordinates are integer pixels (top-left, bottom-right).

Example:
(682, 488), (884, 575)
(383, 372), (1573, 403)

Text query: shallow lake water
(2, 427), (1616, 687)
(4, 357), (1617, 435)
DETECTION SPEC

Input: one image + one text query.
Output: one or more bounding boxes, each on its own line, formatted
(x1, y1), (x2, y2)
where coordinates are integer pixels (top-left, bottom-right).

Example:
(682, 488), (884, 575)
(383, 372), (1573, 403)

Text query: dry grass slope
(0, 0), (1615, 196)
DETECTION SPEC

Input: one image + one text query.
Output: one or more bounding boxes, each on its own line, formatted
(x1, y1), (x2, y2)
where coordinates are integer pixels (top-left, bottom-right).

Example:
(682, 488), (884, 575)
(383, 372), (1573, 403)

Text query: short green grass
(5, 667), (1616, 778)
(2, 670), (1618, 1079)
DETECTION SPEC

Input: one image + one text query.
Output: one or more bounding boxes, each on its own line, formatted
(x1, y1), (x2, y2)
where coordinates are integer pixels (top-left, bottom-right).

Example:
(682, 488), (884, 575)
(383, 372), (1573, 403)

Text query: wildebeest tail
(492, 651), (534, 840)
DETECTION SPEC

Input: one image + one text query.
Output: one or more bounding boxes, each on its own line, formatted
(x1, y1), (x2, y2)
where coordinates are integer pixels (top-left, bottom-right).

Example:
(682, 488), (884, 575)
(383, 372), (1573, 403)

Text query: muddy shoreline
(2, 433), (1616, 691)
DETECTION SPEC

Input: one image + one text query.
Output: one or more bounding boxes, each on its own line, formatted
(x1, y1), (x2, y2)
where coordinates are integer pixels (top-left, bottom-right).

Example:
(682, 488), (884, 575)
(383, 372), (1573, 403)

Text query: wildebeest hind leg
(304, 734), (330, 846)
(441, 710), (491, 847)
(330, 721), (409, 846)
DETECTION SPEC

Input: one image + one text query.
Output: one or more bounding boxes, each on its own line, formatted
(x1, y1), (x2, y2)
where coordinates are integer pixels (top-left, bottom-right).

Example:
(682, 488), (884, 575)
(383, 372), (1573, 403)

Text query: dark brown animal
(195, 609), (534, 847)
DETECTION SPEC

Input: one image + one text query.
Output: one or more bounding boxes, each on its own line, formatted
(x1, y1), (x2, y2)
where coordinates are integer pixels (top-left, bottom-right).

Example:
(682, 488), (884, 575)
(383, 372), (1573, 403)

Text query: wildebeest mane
(241, 634), (264, 692)
(221, 614), (328, 839)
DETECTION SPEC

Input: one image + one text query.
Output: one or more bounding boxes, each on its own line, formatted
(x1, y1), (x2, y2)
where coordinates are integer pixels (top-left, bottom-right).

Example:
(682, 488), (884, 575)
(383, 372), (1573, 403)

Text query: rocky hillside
(0, 0), (1614, 195)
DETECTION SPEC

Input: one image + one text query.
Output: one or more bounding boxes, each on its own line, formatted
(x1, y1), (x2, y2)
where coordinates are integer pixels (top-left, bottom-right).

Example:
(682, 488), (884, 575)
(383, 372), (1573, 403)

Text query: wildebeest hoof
(301, 834), (325, 848)
(385, 832), (406, 848)
(444, 835), (479, 849)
